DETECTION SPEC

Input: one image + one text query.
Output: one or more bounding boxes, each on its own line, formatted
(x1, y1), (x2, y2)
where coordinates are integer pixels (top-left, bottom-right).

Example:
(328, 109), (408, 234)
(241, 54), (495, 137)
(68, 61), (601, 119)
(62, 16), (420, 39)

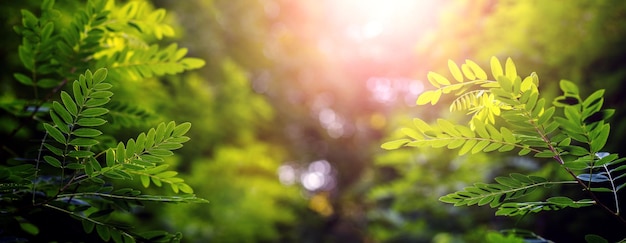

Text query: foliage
(383, 57), (626, 242)
(1, 0), (206, 242)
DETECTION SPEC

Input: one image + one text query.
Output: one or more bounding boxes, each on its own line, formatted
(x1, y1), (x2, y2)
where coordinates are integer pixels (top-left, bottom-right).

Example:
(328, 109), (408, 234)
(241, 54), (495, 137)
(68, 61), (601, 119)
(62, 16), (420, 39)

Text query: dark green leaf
(19, 222), (39, 235)
(44, 123), (66, 143)
(81, 108), (109, 117)
(14, 73), (33, 85)
(96, 225), (111, 242)
(69, 138), (99, 146)
(82, 220), (95, 233)
(68, 150), (94, 158)
(61, 91), (78, 117)
(73, 128), (102, 137)
(585, 234), (609, 243)
(65, 163), (84, 170)
(43, 155), (62, 168)
(50, 112), (70, 134)
(565, 146), (589, 156)
(44, 143), (63, 156)
(52, 101), (73, 124)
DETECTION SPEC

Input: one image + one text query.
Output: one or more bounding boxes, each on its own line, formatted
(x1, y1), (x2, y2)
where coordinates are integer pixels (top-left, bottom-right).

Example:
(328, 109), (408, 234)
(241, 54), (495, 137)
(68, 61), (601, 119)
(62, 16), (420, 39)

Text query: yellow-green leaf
(505, 57), (517, 81)
(466, 60), (487, 80)
(416, 90), (435, 105)
(427, 72), (450, 86)
(140, 175), (150, 188)
(490, 56), (503, 78)
(461, 64), (476, 80)
(459, 139), (477, 155)
(448, 60), (464, 82)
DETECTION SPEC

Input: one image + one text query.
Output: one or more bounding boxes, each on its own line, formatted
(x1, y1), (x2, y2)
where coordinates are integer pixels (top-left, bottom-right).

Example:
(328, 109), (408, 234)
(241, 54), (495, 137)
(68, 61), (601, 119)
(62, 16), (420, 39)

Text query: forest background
(2, 0), (626, 242)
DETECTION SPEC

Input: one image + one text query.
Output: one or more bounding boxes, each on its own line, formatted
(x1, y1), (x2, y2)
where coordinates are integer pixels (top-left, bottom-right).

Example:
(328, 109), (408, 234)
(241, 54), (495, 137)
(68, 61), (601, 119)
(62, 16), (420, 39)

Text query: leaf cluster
(382, 57), (626, 242)
(2, 1), (207, 242)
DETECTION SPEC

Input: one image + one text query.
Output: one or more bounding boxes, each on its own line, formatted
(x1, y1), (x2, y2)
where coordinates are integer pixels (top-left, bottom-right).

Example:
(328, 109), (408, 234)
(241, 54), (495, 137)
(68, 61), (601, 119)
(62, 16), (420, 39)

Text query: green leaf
(125, 139), (136, 159)
(590, 124), (610, 152)
(181, 57), (206, 69)
(437, 119), (461, 137)
(69, 138), (99, 146)
(61, 91), (78, 117)
(73, 128), (102, 137)
(148, 149), (173, 157)
(106, 149), (115, 167)
(82, 220), (95, 234)
(90, 91), (114, 99)
(93, 83), (113, 91)
(84, 98), (110, 107)
(43, 155), (62, 168)
(44, 123), (66, 143)
(537, 107), (555, 125)
(77, 118), (107, 127)
(140, 175), (151, 188)
(534, 150), (555, 158)
(546, 196), (574, 206)
(559, 80), (579, 96)
(583, 89), (605, 109)
(96, 225), (111, 242)
(155, 123), (166, 143)
(500, 127), (516, 144)
(65, 163), (84, 170)
(179, 183), (194, 193)
(458, 139), (477, 155)
(52, 101), (73, 124)
(93, 68), (108, 83)
(19, 222), (39, 235)
(116, 142), (126, 163)
(585, 234), (609, 243)
(156, 171), (177, 178)
(73, 81), (84, 106)
(472, 140), (490, 154)
(565, 146), (589, 156)
(172, 122), (191, 137)
(81, 108), (109, 117)
(14, 73), (34, 85)
(68, 150), (94, 158)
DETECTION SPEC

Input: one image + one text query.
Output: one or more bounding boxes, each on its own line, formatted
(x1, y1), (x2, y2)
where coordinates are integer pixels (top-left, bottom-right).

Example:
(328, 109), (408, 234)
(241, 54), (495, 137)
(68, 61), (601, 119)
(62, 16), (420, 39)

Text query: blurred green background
(2, 0), (626, 242)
